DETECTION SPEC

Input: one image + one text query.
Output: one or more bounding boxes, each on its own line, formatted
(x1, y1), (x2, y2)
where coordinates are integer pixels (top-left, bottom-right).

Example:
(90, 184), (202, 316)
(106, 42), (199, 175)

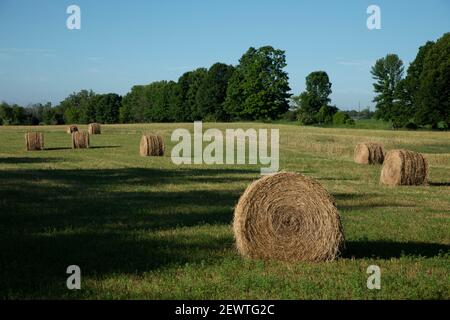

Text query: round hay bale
(380, 149), (428, 186)
(233, 172), (344, 262)
(140, 134), (164, 156)
(88, 123), (101, 135)
(25, 132), (44, 151)
(71, 131), (90, 149)
(354, 142), (385, 164)
(67, 125), (78, 134)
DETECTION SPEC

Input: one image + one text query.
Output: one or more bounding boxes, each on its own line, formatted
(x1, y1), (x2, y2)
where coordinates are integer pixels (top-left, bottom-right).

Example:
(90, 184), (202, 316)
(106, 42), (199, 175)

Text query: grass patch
(0, 123), (449, 299)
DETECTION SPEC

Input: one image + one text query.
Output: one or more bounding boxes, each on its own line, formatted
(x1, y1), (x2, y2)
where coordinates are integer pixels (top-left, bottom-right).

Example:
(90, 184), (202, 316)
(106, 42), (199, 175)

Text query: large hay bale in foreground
(67, 125), (78, 134)
(140, 134), (164, 156)
(25, 132), (44, 151)
(71, 131), (90, 149)
(380, 149), (428, 186)
(233, 172), (344, 262)
(354, 142), (385, 164)
(88, 123), (101, 135)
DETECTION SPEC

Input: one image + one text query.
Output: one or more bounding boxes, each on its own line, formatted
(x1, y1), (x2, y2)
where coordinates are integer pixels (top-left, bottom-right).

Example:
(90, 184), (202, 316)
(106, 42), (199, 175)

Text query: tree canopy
(224, 46), (291, 120)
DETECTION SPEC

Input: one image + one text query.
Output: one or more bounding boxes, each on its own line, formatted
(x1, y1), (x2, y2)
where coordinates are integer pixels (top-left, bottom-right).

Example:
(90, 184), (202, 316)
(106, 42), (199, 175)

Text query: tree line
(370, 32), (450, 129)
(1, 33), (448, 129)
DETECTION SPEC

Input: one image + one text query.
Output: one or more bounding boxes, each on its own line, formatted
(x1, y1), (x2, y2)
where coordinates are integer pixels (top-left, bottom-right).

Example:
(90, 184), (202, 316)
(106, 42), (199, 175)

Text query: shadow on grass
(45, 146), (121, 151)
(44, 147), (72, 151)
(343, 240), (450, 259)
(0, 157), (65, 164)
(89, 145), (121, 149)
(0, 167), (255, 298)
(429, 182), (450, 187)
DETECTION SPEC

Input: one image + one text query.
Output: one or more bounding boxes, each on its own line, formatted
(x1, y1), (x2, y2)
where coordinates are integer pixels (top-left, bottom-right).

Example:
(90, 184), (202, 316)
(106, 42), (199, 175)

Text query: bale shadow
(89, 146), (121, 149)
(44, 147), (72, 151)
(343, 240), (450, 259)
(429, 182), (450, 187)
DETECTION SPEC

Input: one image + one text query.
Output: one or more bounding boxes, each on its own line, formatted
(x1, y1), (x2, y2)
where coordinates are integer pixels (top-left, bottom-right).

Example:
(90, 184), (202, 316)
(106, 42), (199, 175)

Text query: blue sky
(0, 0), (449, 110)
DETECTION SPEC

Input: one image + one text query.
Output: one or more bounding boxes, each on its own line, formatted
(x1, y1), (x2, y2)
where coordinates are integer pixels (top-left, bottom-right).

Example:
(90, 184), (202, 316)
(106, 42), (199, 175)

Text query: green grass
(0, 123), (449, 299)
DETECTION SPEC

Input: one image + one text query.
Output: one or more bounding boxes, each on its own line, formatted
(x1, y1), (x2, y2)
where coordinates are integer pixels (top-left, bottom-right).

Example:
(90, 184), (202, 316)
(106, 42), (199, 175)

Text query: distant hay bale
(88, 123), (101, 135)
(380, 149), (428, 186)
(25, 132), (44, 151)
(71, 131), (90, 149)
(354, 142), (385, 164)
(140, 134), (164, 156)
(233, 172), (344, 262)
(67, 125), (78, 134)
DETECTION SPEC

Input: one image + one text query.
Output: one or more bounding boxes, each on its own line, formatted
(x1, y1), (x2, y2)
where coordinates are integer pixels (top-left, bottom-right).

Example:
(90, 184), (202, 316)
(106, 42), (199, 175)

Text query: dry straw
(233, 172), (344, 262)
(140, 134), (164, 156)
(25, 132), (44, 151)
(67, 125), (78, 134)
(380, 149), (428, 186)
(71, 131), (90, 149)
(88, 123), (101, 135)
(354, 142), (385, 164)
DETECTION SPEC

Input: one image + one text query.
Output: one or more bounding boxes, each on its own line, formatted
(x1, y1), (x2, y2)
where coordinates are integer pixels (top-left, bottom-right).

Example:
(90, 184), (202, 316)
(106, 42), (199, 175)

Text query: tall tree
(120, 85), (147, 123)
(414, 33), (450, 128)
(94, 93), (122, 123)
(371, 54), (404, 128)
(224, 46), (291, 120)
(294, 71), (334, 125)
(196, 63), (234, 121)
(59, 90), (96, 124)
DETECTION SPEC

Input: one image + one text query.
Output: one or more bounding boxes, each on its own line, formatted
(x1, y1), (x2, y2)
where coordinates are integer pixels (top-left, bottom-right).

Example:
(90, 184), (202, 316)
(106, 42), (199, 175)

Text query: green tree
(120, 85), (147, 123)
(0, 102), (13, 125)
(414, 33), (450, 128)
(294, 71), (334, 125)
(224, 46), (291, 120)
(59, 90), (96, 124)
(178, 68), (207, 121)
(143, 81), (180, 122)
(196, 63), (234, 121)
(371, 54), (404, 128)
(333, 111), (354, 125)
(94, 93), (122, 123)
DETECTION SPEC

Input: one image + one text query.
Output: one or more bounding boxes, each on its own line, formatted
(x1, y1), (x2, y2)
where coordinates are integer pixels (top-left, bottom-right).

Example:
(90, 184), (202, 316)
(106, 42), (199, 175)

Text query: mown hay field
(0, 123), (449, 299)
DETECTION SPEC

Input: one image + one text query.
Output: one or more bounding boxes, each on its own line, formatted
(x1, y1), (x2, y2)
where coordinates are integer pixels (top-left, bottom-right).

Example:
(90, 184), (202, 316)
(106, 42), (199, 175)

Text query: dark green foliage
(333, 111), (354, 125)
(282, 110), (298, 122)
(178, 68), (208, 121)
(196, 63), (235, 121)
(120, 85), (147, 123)
(413, 33), (450, 128)
(93, 93), (122, 124)
(58, 90), (122, 124)
(143, 81), (181, 122)
(316, 105), (338, 125)
(59, 90), (97, 124)
(377, 33), (450, 130)
(371, 54), (404, 128)
(294, 71), (336, 125)
(224, 46), (291, 120)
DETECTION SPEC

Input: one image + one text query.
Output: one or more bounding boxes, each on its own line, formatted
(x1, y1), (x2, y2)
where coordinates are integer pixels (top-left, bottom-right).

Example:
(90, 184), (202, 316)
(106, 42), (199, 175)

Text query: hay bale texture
(67, 125), (78, 134)
(88, 123), (101, 135)
(71, 131), (90, 149)
(354, 142), (385, 164)
(25, 132), (44, 151)
(140, 134), (164, 156)
(233, 172), (344, 262)
(380, 149), (428, 186)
